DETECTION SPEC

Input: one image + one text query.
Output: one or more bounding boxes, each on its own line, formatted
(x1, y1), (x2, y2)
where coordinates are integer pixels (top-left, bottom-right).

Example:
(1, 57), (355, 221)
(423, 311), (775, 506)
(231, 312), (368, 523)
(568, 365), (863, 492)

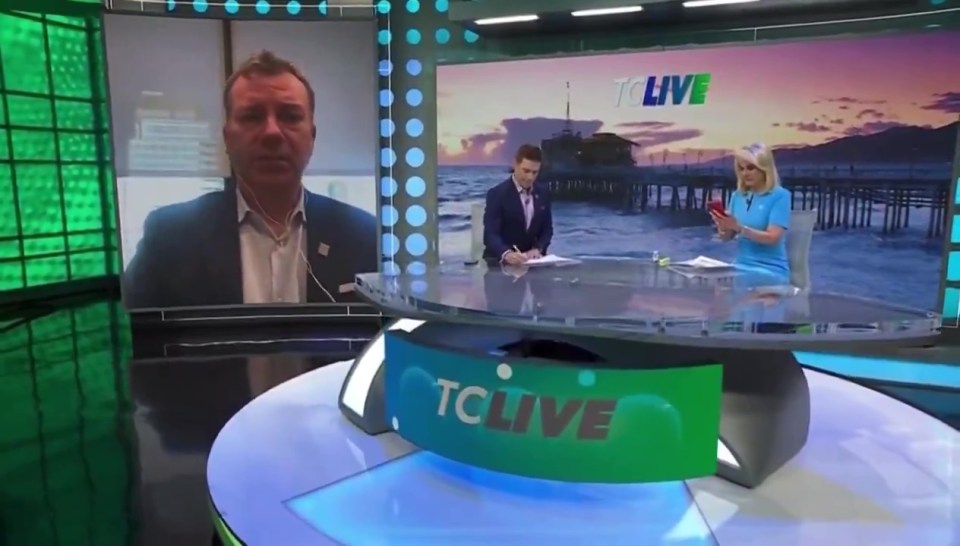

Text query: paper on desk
(673, 255), (733, 269)
(524, 254), (578, 266)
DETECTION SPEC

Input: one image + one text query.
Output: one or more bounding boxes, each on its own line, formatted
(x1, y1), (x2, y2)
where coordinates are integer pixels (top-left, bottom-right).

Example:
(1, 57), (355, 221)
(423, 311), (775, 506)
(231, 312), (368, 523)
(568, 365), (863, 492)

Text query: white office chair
(786, 209), (816, 291)
(470, 203), (485, 262)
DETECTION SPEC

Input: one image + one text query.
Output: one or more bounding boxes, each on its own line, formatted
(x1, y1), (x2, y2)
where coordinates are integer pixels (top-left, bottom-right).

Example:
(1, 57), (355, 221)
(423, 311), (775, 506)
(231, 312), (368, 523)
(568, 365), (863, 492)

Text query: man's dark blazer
(123, 185), (378, 309)
(482, 178), (553, 261)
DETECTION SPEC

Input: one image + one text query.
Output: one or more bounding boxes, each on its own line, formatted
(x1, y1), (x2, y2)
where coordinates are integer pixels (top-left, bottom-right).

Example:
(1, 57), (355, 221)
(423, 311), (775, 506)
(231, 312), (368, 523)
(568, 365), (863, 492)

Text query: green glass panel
(0, 239), (19, 259)
(59, 131), (96, 161)
(92, 32), (109, 101)
(0, 165), (16, 236)
(0, 260), (24, 290)
(110, 244), (120, 273)
(11, 129), (57, 160)
(55, 99), (94, 130)
(14, 164), (62, 235)
(0, 15), (50, 94)
(68, 231), (103, 251)
(63, 164), (102, 231)
(100, 130), (112, 161)
(24, 255), (68, 286)
(1, 474), (56, 545)
(0, 11), (111, 290)
(104, 165), (116, 229)
(47, 23), (93, 99)
(98, 100), (111, 128)
(70, 250), (107, 278)
(6, 94), (53, 127)
(46, 14), (89, 28)
(23, 234), (66, 257)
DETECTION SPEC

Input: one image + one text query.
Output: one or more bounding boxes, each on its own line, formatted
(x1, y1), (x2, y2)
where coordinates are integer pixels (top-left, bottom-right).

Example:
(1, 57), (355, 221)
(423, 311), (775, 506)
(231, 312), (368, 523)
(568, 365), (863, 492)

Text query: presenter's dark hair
(223, 50), (315, 114)
(514, 144), (543, 163)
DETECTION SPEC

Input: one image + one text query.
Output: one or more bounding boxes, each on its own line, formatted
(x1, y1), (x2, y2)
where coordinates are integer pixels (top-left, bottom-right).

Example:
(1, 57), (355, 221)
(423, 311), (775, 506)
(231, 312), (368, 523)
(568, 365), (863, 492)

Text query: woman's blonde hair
(733, 142), (779, 193)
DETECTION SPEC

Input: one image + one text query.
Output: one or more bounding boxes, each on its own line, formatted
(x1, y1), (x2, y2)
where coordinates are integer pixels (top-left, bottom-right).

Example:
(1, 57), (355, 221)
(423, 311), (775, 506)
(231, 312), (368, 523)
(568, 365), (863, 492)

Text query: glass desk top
(355, 258), (940, 349)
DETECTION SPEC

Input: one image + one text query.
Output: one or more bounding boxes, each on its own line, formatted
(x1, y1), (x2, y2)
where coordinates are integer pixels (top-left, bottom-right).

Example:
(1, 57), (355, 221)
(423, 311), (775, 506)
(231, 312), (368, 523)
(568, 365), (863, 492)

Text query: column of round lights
(377, 0), (401, 276)
(377, 0), (480, 277)
(182, 0), (329, 15)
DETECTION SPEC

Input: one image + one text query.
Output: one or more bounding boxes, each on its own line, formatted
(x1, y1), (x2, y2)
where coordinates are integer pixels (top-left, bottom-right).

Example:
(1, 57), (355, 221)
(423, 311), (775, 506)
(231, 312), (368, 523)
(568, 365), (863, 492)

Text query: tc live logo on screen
(613, 74), (711, 107)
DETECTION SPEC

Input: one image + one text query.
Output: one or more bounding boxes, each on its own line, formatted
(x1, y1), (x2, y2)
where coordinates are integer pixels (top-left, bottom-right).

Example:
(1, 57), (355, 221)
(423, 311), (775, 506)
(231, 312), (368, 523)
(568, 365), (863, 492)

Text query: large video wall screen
(437, 31), (960, 312)
(103, 14), (379, 311)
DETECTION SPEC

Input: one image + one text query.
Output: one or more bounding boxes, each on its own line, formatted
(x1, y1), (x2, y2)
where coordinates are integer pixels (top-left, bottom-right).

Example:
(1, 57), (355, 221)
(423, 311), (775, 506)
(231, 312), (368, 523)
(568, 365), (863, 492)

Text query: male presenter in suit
(482, 144), (554, 265)
(124, 50), (378, 309)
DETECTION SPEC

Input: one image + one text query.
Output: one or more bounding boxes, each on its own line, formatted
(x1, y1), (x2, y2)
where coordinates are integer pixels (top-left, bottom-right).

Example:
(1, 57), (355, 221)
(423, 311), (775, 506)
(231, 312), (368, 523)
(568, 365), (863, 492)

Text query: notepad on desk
(673, 255), (733, 269)
(523, 254), (579, 267)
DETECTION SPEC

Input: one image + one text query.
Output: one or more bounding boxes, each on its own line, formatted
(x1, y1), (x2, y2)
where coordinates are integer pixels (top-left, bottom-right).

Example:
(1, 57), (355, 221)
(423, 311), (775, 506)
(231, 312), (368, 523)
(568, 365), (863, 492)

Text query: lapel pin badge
(318, 242), (330, 256)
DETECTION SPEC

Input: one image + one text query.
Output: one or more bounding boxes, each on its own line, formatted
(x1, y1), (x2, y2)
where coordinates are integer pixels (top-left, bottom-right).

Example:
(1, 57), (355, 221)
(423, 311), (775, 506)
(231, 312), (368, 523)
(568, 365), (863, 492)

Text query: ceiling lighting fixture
(474, 14), (539, 25)
(683, 0), (759, 7)
(572, 6), (644, 16)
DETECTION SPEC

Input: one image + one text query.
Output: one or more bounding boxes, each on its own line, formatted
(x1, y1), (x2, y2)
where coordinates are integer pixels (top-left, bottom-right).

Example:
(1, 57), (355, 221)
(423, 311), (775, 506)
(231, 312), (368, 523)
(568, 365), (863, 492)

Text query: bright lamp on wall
(683, 0), (760, 6)
(475, 14), (539, 24)
(572, 6), (644, 16)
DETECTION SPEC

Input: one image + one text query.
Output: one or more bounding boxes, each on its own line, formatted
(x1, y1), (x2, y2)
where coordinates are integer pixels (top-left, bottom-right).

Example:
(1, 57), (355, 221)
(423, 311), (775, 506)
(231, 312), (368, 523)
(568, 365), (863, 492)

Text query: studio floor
(0, 297), (957, 546)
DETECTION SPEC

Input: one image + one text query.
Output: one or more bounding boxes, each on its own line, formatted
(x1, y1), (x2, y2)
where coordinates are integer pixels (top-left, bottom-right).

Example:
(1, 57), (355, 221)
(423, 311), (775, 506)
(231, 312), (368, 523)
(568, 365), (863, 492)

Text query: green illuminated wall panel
(0, 11), (115, 293)
(0, 302), (133, 546)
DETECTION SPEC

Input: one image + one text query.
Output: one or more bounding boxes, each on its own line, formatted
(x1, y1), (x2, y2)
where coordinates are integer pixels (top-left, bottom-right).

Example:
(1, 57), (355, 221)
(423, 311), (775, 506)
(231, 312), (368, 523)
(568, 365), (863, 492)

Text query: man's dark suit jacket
(123, 186), (378, 309)
(482, 178), (553, 261)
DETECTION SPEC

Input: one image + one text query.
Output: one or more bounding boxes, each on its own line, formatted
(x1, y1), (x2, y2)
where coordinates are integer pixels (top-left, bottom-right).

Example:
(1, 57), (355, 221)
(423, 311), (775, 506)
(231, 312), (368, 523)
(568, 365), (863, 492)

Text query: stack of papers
(672, 256), (733, 269)
(524, 254), (579, 267)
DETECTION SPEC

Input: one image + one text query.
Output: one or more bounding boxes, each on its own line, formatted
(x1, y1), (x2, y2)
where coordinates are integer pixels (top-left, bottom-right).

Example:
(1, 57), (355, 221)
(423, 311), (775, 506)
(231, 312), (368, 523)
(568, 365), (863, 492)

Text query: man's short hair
(223, 50), (315, 114)
(514, 144), (543, 164)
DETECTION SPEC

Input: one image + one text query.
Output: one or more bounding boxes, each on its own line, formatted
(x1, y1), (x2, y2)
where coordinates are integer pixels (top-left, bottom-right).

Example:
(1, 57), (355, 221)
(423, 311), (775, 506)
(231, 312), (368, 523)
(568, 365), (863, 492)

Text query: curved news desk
(340, 258), (939, 486)
(208, 258), (957, 545)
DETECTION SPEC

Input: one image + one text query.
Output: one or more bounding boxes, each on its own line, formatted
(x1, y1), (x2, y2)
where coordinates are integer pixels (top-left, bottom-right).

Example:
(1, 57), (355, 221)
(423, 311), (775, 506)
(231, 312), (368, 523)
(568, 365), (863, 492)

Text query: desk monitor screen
(104, 14), (379, 312)
(436, 31), (960, 313)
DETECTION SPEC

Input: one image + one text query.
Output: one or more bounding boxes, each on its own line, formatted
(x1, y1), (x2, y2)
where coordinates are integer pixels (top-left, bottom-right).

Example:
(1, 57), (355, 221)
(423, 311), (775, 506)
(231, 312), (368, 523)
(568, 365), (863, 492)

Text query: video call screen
(436, 31), (960, 313)
(103, 14), (379, 310)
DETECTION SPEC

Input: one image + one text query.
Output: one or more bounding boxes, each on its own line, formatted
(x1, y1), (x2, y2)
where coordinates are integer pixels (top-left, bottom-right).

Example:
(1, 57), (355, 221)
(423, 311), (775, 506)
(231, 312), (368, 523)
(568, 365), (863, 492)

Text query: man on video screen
(123, 50), (378, 309)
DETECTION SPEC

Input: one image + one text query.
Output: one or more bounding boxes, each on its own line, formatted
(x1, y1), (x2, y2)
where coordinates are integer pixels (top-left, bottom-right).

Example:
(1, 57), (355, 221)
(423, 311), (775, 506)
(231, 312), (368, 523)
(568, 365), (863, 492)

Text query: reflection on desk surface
(355, 258), (939, 343)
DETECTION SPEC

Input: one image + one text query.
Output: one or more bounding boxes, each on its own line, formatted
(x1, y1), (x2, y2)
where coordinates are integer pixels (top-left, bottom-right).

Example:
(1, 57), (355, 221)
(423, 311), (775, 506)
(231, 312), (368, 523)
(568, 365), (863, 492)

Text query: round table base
(208, 360), (959, 546)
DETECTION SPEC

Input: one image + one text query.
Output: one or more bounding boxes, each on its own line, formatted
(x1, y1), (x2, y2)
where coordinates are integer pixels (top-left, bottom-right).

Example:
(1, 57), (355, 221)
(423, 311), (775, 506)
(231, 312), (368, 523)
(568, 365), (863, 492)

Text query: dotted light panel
(949, 251), (960, 282)
(0, 11), (115, 293)
(0, 302), (133, 545)
(169, 0), (333, 17)
(376, 0), (480, 274)
(945, 170), (960, 328)
(944, 287), (960, 325)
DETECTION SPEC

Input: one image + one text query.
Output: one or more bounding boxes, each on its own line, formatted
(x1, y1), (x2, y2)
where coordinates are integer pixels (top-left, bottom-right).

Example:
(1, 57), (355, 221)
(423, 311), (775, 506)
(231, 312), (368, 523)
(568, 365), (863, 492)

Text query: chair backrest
(470, 203), (485, 262)
(786, 209), (816, 291)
